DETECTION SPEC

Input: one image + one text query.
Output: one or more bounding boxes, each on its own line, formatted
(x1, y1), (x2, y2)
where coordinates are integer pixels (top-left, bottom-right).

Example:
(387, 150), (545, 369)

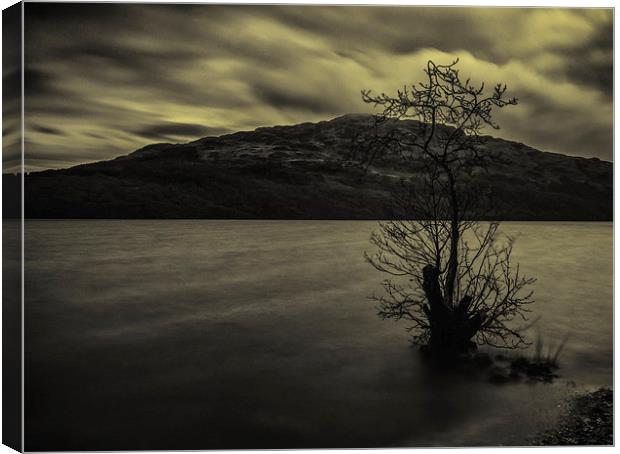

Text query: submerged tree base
(419, 340), (478, 359)
(418, 345), (492, 373)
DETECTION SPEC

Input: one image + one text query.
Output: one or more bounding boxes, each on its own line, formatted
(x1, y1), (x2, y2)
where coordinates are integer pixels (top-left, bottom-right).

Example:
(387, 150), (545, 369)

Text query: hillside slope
(17, 115), (612, 220)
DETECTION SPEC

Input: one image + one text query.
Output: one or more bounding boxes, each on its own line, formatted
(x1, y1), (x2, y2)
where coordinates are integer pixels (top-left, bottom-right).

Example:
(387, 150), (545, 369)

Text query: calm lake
(22, 220), (612, 450)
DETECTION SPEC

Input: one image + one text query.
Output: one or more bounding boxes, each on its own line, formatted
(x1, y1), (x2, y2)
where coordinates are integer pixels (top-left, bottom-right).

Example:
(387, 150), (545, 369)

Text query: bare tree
(360, 59), (535, 353)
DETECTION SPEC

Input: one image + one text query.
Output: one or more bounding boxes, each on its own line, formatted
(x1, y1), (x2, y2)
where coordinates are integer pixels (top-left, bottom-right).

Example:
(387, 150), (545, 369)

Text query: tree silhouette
(360, 59), (535, 353)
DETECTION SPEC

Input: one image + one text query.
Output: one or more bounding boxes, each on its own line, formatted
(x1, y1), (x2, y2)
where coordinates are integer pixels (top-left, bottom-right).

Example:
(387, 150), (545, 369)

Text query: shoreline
(531, 388), (613, 446)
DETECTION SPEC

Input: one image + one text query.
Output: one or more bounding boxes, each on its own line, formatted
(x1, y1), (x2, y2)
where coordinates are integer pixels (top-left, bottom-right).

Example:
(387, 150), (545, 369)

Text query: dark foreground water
(22, 220), (612, 450)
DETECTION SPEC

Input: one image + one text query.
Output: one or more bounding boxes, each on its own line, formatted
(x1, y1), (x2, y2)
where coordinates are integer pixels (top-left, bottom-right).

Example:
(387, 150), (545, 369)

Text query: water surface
(24, 220), (612, 450)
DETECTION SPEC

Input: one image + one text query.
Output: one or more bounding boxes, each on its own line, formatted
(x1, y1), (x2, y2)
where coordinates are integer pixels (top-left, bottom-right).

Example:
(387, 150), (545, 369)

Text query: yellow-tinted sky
(17, 4), (613, 171)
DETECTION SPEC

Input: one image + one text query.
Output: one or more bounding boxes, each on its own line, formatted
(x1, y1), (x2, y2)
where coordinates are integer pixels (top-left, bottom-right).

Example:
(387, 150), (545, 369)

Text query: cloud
(252, 84), (339, 114)
(132, 122), (229, 142)
(21, 4), (613, 170)
(31, 125), (65, 136)
(555, 20), (613, 96)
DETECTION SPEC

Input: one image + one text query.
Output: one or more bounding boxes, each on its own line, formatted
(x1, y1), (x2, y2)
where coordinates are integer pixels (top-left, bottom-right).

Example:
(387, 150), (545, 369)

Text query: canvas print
(1, 2), (613, 451)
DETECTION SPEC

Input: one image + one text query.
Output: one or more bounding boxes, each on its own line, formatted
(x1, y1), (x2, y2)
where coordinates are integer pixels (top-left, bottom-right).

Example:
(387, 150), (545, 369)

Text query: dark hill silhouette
(13, 114), (612, 220)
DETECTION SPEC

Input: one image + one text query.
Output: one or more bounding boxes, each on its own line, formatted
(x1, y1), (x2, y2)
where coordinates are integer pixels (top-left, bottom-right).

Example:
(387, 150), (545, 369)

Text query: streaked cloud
(21, 4), (613, 171)
(132, 122), (229, 142)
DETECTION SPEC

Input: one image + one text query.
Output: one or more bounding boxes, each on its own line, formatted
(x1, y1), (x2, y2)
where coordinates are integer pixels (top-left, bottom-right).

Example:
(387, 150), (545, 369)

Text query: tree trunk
(444, 172), (459, 308)
(422, 264), (482, 354)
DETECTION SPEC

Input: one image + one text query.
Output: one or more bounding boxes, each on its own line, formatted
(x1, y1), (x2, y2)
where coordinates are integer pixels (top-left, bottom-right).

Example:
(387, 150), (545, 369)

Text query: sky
(10, 4), (614, 171)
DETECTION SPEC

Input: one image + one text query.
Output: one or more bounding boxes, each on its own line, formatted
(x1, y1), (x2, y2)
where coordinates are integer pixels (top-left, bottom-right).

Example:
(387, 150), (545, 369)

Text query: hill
(13, 114), (612, 220)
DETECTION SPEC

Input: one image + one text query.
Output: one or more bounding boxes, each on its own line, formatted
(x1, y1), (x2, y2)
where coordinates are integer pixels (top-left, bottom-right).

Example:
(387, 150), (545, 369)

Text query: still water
(23, 220), (612, 450)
